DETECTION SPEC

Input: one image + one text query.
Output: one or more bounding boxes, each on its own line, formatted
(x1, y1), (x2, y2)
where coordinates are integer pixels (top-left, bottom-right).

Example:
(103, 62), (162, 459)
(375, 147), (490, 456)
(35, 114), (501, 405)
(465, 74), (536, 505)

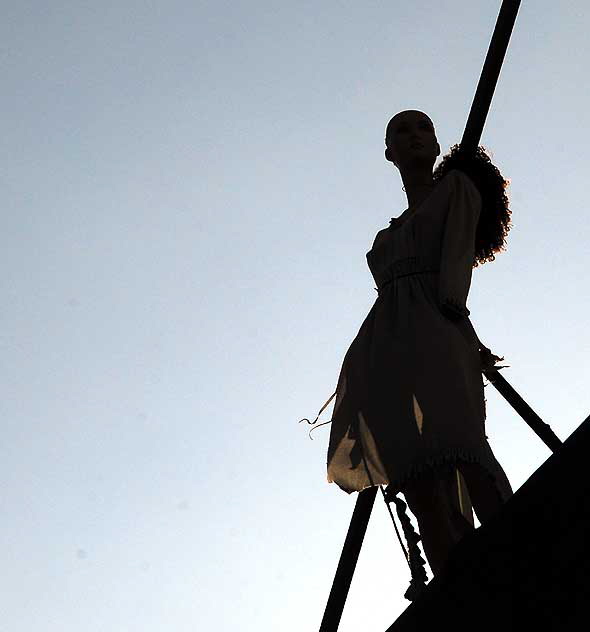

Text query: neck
(400, 170), (435, 209)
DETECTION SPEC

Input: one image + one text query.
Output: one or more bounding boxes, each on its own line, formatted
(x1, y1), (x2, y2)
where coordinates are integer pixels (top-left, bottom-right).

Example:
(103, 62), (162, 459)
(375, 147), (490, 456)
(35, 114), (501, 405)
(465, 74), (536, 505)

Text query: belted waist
(374, 256), (439, 295)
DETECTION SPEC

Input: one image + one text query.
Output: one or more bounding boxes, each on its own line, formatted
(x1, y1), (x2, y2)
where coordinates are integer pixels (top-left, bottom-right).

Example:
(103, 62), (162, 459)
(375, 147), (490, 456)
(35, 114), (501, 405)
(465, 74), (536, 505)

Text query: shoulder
(447, 169), (480, 193)
(446, 169), (482, 205)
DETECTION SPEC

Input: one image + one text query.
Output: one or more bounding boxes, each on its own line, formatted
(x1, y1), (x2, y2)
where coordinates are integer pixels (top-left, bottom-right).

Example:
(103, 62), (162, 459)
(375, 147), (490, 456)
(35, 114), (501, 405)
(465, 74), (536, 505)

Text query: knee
(403, 475), (437, 513)
(458, 462), (500, 497)
(403, 467), (458, 517)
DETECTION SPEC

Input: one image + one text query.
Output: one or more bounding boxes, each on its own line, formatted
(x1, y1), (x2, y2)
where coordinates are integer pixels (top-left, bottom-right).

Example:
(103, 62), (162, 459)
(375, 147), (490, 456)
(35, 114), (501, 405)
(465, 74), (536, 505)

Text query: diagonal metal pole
(460, 0), (523, 152)
(319, 486), (378, 632)
(484, 366), (562, 451)
(319, 2), (532, 631)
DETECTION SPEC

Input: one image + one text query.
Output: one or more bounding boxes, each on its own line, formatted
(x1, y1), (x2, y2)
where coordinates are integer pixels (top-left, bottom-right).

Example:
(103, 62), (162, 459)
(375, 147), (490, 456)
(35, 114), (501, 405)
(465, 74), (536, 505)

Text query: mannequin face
(384, 110), (440, 171)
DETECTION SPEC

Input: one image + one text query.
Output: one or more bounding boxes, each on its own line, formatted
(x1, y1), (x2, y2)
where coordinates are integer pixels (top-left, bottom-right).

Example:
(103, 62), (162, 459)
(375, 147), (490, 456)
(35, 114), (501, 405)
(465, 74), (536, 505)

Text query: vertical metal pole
(319, 487), (378, 632)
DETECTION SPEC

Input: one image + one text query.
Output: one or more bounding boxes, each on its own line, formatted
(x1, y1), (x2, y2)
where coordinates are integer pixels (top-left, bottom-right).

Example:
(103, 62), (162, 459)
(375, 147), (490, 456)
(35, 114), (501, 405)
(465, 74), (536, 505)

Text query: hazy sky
(3, 2), (589, 630)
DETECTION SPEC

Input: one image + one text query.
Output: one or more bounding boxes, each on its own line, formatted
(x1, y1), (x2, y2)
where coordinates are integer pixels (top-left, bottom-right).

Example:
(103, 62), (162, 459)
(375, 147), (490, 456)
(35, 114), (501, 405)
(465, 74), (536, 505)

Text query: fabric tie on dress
(374, 255), (440, 296)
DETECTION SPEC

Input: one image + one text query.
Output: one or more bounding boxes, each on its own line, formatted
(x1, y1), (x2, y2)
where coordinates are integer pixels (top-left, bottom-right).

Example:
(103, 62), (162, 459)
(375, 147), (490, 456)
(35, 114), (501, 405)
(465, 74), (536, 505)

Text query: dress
(326, 169), (513, 527)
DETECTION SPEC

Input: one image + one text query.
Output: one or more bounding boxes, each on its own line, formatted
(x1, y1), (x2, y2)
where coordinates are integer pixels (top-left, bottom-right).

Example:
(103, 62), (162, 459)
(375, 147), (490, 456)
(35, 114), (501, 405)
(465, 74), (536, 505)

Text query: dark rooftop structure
(387, 414), (590, 631)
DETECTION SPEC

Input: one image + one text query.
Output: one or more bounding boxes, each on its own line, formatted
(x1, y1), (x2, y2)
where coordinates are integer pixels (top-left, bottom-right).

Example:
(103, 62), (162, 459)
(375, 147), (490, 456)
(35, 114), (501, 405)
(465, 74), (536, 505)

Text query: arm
(446, 294), (505, 371)
(438, 170), (488, 357)
(438, 169), (482, 321)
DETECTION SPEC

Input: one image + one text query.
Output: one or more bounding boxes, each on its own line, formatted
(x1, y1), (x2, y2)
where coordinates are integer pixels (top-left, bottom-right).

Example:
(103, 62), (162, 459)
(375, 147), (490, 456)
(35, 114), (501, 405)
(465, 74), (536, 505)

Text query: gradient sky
(3, 2), (589, 630)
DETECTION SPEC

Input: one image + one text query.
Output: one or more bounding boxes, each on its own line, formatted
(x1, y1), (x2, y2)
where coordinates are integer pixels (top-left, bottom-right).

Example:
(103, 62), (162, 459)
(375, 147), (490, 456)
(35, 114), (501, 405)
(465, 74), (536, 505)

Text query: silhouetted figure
(326, 109), (514, 578)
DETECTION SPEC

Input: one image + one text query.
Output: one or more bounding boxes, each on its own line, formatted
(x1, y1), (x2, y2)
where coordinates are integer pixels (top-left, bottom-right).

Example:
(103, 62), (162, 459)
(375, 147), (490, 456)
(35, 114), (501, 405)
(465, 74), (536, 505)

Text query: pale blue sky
(3, 2), (589, 630)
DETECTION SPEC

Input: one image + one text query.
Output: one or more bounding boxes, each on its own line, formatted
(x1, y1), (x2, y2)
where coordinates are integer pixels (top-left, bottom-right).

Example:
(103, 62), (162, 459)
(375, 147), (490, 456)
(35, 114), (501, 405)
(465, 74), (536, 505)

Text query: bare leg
(457, 461), (513, 525)
(403, 460), (513, 575)
(403, 468), (464, 576)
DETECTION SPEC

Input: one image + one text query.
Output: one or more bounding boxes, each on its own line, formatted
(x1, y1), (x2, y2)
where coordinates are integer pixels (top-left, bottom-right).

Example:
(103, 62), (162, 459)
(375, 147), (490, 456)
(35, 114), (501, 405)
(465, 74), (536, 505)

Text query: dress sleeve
(438, 169), (482, 320)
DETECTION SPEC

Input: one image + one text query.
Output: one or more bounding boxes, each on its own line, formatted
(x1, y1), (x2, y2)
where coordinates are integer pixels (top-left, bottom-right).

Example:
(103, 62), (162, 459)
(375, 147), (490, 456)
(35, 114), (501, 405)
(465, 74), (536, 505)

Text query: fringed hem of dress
(388, 449), (498, 495)
(328, 447), (511, 505)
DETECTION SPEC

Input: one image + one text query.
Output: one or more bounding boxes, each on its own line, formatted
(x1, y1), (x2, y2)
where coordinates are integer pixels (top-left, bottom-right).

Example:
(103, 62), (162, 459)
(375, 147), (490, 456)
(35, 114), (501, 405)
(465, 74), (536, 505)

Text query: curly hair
(432, 144), (513, 268)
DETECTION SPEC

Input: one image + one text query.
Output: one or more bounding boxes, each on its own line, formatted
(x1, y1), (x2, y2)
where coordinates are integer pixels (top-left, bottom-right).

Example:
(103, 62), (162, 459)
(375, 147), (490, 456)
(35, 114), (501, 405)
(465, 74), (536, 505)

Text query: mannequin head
(384, 110), (441, 173)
